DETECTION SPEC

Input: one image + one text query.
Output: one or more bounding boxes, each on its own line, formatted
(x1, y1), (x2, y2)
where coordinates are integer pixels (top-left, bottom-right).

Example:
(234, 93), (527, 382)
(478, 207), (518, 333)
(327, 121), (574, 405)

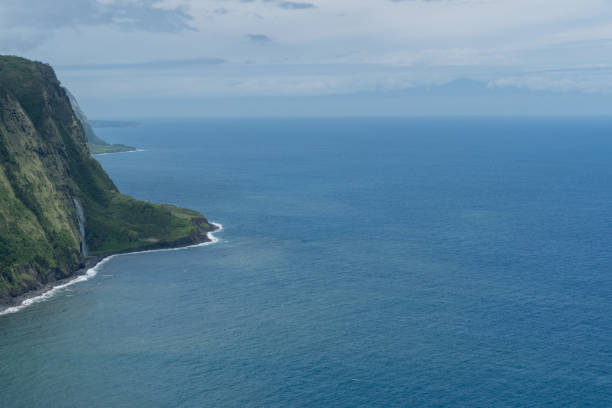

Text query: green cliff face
(0, 56), (213, 303)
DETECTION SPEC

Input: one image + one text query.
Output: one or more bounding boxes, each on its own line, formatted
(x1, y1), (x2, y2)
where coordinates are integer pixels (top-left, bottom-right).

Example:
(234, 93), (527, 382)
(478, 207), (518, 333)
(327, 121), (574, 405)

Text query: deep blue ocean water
(1, 117), (611, 407)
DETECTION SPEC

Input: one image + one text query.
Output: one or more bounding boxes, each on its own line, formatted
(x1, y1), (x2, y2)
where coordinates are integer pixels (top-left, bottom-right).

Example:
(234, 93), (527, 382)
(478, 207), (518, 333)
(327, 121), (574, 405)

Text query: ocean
(1, 117), (611, 407)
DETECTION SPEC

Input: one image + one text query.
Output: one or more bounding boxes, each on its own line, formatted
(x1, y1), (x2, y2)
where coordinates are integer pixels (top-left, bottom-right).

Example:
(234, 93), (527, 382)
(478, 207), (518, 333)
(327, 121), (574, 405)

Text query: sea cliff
(0, 56), (215, 307)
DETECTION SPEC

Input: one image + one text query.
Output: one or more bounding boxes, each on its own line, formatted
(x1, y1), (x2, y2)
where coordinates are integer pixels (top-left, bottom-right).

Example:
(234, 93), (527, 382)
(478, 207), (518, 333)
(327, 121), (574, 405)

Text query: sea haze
(1, 117), (611, 407)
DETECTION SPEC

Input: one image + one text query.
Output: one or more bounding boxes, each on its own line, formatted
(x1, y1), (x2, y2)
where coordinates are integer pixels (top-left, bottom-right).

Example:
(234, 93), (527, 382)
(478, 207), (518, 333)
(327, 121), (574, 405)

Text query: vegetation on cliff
(0, 56), (213, 302)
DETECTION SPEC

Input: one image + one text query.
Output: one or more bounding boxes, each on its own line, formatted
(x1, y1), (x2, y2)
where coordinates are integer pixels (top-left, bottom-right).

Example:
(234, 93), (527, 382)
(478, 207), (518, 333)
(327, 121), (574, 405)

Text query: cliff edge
(0, 56), (215, 305)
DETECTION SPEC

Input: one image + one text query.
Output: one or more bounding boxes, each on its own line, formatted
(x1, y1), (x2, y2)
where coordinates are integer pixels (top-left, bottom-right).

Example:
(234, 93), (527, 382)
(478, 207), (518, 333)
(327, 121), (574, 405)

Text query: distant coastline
(88, 119), (141, 154)
(89, 143), (138, 154)
(92, 148), (145, 156)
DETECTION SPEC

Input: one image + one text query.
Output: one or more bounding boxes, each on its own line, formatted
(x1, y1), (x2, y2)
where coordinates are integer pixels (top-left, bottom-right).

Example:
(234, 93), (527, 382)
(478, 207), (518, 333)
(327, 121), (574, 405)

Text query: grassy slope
(0, 56), (213, 300)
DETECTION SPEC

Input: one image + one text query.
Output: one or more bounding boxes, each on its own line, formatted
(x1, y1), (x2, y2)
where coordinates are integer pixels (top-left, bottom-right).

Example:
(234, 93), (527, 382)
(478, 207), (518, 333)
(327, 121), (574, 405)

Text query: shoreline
(0, 222), (223, 317)
(92, 148), (145, 156)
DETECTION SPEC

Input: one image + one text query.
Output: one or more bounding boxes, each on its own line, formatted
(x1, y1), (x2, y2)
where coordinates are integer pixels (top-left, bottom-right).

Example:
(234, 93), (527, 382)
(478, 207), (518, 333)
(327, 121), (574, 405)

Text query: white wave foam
(0, 222), (223, 317)
(93, 149), (146, 156)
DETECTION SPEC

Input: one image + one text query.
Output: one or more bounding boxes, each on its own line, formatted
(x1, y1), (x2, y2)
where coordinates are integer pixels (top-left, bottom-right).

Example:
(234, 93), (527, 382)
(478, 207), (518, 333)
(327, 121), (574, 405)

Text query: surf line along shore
(0, 223), (223, 316)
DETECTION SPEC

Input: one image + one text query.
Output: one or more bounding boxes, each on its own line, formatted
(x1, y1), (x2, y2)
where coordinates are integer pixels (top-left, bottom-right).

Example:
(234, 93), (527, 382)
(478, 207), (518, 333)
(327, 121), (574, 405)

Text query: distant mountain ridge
(65, 89), (136, 154)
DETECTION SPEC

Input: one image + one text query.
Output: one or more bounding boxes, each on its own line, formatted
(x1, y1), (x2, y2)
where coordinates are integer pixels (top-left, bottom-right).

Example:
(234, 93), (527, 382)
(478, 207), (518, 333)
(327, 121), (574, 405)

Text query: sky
(2, 0), (612, 117)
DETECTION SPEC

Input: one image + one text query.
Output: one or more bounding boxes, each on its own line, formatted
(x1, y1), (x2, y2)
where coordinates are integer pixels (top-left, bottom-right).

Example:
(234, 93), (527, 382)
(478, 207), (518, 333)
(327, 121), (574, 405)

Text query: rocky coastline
(0, 223), (220, 315)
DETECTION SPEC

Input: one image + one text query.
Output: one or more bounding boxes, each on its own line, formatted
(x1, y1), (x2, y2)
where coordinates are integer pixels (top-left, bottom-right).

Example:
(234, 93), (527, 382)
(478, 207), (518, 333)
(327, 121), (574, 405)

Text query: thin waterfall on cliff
(73, 198), (87, 257)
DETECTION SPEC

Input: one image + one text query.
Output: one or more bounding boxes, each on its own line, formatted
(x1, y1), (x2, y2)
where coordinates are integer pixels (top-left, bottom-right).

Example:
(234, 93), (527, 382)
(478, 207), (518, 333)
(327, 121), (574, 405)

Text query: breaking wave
(0, 222), (223, 316)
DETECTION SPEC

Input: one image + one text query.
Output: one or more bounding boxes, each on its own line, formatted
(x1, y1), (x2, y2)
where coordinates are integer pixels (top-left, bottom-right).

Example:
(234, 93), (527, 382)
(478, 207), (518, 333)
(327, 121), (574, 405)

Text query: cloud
(0, 0), (194, 51)
(277, 2), (316, 10)
(249, 0), (316, 9)
(57, 57), (226, 71)
(8, 0), (612, 115)
(248, 34), (272, 43)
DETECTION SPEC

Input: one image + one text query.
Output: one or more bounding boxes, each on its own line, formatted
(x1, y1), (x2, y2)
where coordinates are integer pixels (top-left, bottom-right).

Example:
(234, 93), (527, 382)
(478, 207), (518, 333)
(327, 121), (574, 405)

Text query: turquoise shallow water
(1, 117), (612, 407)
